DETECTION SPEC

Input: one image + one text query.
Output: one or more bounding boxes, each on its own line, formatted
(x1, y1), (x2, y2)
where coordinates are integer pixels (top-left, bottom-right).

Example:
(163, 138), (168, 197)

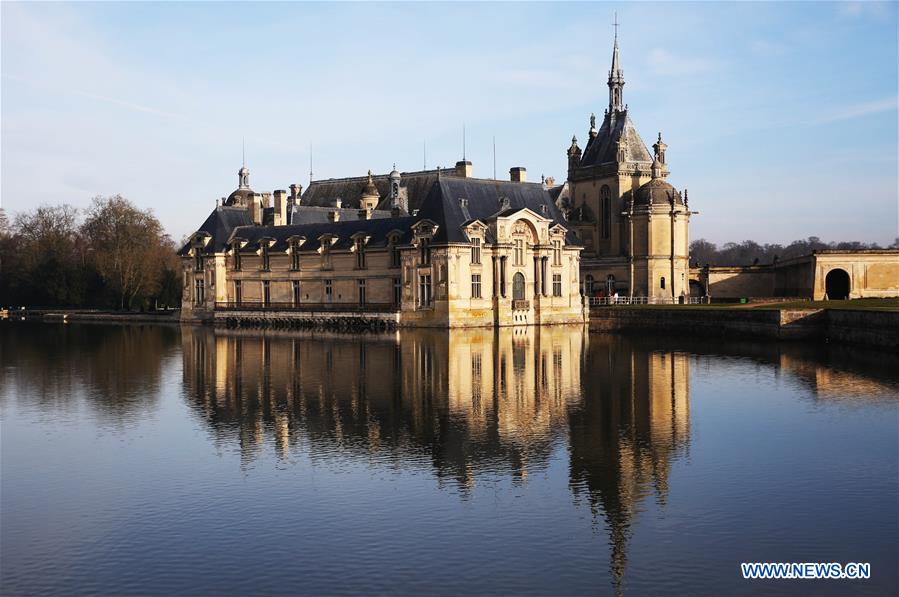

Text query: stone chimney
(273, 190), (288, 226)
(261, 192), (272, 208)
(510, 167), (527, 183)
(332, 198), (342, 209)
(455, 160), (473, 178)
(289, 183), (302, 204)
(328, 210), (340, 223)
(249, 193), (263, 225)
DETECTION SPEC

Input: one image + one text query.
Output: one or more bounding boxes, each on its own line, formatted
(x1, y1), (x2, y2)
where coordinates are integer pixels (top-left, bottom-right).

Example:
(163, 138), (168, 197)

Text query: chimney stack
(262, 192), (272, 208)
(510, 167), (527, 183)
(328, 210), (340, 223)
(249, 193), (263, 225)
(274, 190), (288, 226)
(455, 160), (473, 178)
(332, 198), (342, 209)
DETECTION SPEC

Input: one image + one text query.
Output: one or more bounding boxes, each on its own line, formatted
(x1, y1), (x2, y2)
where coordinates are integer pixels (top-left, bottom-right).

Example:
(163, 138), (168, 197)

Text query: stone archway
(824, 268), (850, 300)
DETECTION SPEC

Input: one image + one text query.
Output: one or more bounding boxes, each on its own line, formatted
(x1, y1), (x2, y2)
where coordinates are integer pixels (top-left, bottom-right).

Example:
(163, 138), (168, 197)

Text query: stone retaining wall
(589, 307), (896, 349)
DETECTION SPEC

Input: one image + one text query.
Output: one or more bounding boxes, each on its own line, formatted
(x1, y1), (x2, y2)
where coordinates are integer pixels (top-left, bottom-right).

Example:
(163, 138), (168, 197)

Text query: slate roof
(230, 216), (417, 253)
(415, 177), (579, 245)
(289, 205), (393, 225)
(300, 167), (463, 212)
(579, 110), (653, 168)
(177, 206), (254, 255)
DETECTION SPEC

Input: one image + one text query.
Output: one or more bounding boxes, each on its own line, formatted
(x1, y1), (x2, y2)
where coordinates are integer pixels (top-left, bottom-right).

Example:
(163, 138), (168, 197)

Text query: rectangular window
(260, 245), (270, 271)
(553, 274), (562, 297)
(552, 240), (561, 266)
(358, 279), (366, 305)
(471, 237), (481, 264)
(324, 279), (333, 302)
(393, 277), (402, 306)
(263, 281), (271, 307)
(194, 251), (204, 272)
(233, 247), (241, 271)
(194, 278), (205, 304)
(292, 280), (300, 306)
(418, 274), (432, 308)
(355, 238), (366, 269)
(321, 239), (332, 270)
(514, 239), (524, 266)
(471, 274), (482, 299)
(291, 240), (301, 271)
(234, 280), (242, 305)
(390, 239), (401, 268)
(420, 238), (431, 265)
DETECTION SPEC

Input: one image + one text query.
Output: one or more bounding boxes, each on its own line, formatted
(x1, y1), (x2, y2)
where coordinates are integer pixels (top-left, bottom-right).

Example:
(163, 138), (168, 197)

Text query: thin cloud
(817, 96), (898, 124)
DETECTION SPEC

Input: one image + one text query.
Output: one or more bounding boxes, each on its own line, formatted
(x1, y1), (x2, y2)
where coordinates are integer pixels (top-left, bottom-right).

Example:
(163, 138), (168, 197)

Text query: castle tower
(564, 25), (692, 299)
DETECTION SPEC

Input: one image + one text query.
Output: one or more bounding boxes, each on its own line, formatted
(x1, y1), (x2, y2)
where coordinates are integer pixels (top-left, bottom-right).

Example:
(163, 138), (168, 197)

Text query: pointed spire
(608, 12), (625, 113)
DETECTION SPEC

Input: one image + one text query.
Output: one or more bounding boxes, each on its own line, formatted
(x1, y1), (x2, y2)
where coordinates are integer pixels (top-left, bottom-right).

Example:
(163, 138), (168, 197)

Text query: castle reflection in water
(181, 325), (691, 587)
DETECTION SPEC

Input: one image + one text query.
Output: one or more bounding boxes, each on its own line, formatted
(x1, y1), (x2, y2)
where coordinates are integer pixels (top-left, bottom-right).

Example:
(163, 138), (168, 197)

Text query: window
(321, 239), (332, 270)
(194, 251), (204, 272)
(553, 274), (562, 297)
(263, 281), (271, 306)
(324, 279), (333, 302)
(393, 277), (402, 306)
(290, 240), (301, 271)
(660, 276), (666, 290)
(358, 279), (366, 305)
(471, 237), (481, 264)
(606, 274), (616, 295)
(552, 240), (562, 266)
(418, 273), (432, 307)
(389, 236), (401, 268)
(234, 280), (242, 305)
(292, 280), (300, 306)
(513, 238), (524, 266)
(355, 238), (366, 269)
(232, 246), (241, 271)
(585, 274), (594, 295)
(260, 244), (270, 271)
(420, 237), (431, 265)
(194, 278), (205, 304)
(600, 185), (611, 239)
(471, 274), (482, 298)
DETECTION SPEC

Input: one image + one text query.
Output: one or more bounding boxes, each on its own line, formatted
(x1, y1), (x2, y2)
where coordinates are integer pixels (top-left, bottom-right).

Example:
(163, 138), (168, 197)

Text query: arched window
(585, 274), (595, 295)
(606, 274), (616, 294)
(600, 185), (611, 239)
(512, 272), (526, 301)
(660, 276), (666, 290)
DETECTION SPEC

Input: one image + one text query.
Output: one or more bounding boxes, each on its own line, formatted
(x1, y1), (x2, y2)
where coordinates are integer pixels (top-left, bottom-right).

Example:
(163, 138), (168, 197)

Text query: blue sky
(2, 1), (896, 245)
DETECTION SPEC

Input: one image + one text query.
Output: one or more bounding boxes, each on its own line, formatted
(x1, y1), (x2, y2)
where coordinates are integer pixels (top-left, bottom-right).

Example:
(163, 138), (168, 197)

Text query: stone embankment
(589, 307), (897, 350)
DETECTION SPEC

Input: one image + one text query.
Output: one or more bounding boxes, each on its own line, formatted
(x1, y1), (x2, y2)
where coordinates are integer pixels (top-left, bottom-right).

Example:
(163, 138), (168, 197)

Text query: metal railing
(215, 301), (399, 313)
(587, 296), (704, 306)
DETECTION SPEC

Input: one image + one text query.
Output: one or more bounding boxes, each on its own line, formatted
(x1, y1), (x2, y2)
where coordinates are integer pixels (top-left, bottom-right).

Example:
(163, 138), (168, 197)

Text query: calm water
(1, 322), (897, 596)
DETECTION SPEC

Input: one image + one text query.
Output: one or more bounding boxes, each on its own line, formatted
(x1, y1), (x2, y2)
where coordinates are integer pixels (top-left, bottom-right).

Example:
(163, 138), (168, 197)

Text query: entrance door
(512, 272), (526, 301)
(824, 268), (850, 300)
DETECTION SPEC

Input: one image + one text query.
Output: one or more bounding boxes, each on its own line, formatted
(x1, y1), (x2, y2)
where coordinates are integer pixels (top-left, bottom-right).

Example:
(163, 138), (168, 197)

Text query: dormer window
(260, 243), (270, 271)
(471, 237), (481, 265)
(420, 237), (431, 265)
(290, 239), (301, 271)
(388, 234), (401, 268)
(320, 236), (333, 270)
(354, 237), (366, 269)
(513, 238), (524, 266)
(232, 243), (242, 271)
(194, 249), (204, 272)
(552, 240), (562, 266)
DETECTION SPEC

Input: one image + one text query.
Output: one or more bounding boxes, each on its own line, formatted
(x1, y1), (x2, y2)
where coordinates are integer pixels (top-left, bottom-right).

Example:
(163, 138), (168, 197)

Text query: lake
(1, 322), (897, 596)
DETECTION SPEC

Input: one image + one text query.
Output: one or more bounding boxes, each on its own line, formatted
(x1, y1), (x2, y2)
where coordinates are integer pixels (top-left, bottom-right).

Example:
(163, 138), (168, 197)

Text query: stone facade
(180, 170), (585, 328)
(557, 34), (694, 300)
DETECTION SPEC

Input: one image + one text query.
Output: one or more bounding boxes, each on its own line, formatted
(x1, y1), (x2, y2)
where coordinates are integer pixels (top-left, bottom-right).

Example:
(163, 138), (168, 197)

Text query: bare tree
(81, 195), (168, 310)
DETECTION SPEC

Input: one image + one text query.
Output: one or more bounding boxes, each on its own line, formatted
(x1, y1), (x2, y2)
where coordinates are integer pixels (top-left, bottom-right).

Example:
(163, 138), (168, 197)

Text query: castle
(179, 33), (698, 327)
